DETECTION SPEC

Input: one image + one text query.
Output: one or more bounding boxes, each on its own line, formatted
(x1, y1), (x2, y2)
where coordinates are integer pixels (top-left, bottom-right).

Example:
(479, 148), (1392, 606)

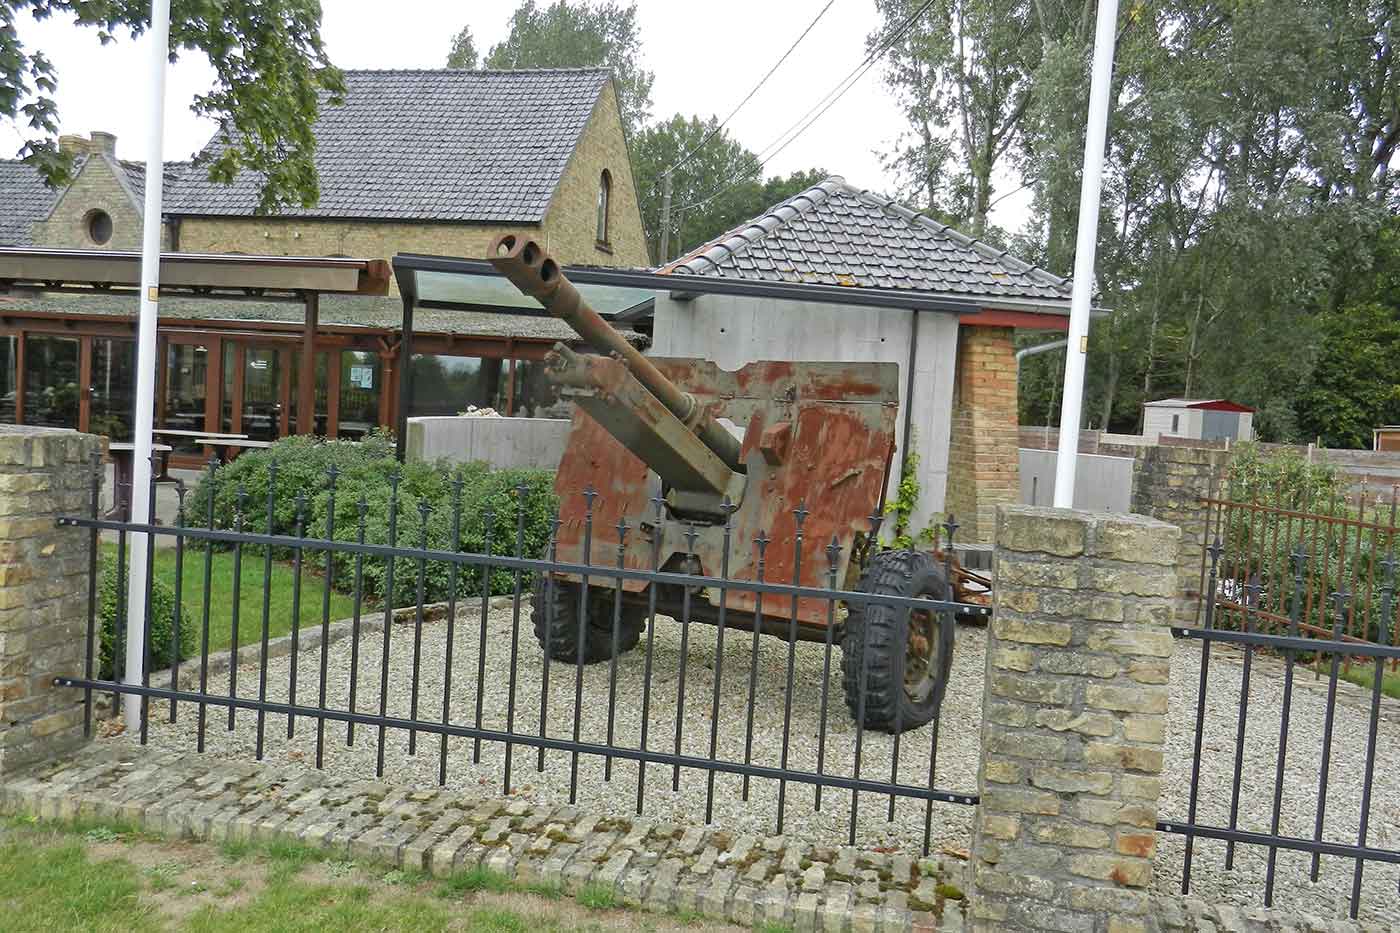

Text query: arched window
(596, 170), (611, 245)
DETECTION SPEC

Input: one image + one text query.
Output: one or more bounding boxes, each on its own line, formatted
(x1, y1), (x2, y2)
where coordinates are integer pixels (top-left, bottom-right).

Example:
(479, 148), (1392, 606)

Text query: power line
(660, 0), (839, 183)
(668, 0), (938, 218)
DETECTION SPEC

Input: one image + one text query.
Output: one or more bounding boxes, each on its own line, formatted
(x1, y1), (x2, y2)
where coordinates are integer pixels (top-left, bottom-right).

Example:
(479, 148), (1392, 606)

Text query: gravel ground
(106, 606), (1400, 922)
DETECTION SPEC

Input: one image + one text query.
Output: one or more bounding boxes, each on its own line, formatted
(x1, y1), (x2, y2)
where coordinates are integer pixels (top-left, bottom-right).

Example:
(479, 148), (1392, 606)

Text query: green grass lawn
(103, 544), (362, 657)
(1337, 661), (1400, 700)
(0, 815), (754, 932)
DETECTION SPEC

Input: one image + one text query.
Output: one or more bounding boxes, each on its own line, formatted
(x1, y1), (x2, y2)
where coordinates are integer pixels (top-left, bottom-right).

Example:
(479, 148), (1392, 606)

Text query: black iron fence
(58, 455), (988, 852)
(1160, 532), (1399, 919)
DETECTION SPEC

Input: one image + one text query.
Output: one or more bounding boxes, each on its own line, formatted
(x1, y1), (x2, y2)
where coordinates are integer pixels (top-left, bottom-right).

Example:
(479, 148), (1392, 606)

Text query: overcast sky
(4, 0), (1031, 230)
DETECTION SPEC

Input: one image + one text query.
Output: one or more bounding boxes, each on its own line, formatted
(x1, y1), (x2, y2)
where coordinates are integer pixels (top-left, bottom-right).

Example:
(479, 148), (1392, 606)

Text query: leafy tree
(447, 25), (479, 69)
(633, 114), (826, 263)
(870, 0), (1040, 235)
(990, 0), (1398, 440)
(1, 0), (342, 213)
(483, 0), (653, 139)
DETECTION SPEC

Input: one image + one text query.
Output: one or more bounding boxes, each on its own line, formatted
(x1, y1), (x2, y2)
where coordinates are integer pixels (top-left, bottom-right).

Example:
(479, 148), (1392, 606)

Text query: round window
(86, 210), (113, 245)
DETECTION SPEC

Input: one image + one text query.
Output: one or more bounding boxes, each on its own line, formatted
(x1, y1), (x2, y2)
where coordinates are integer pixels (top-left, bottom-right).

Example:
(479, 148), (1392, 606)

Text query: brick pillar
(946, 325), (1020, 545)
(0, 427), (101, 776)
(1130, 444), (1231, 625)
(971, 505), (1179, 933)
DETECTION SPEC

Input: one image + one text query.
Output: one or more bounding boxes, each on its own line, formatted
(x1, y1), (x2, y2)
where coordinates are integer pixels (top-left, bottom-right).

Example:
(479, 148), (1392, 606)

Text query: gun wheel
(531, 576), (645, 664)
(842, 550), (954, 733)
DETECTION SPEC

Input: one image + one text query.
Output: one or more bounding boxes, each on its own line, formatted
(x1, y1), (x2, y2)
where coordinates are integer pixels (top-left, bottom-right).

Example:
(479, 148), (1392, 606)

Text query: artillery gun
(489, 234), (963, 732)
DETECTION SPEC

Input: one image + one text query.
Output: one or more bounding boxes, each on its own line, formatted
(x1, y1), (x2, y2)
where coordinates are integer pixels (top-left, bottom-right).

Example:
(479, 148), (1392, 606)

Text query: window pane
(243, 347), (285, 442)
(408, 354), (506, 417)
(23, 335), (80, 429)
(89, 338), (135, 442)
(0, 336), (17, 423)
(338, 351), (380, 440)
(512, 359), (570, 419)
(160, 343), (210, 453)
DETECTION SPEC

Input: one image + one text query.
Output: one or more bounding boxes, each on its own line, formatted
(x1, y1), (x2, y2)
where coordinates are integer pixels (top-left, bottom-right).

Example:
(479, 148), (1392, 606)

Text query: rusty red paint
(549, 355), (898, 627)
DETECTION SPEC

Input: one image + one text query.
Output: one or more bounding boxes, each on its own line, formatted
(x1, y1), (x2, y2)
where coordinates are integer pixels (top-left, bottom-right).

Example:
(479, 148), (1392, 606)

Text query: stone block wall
(946, 325), (1021, 544)
(1130, 445), (1231, 625)
(971, 505), (1179, 932)
(29, 141), (150, 251)
(0, 427), (100, 776)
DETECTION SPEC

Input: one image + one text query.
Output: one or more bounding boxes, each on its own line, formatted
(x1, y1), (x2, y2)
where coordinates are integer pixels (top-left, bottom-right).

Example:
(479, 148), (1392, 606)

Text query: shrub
(1216, 444), (1393, 641)
(97, 555), (195, 680)
(185, 433), (558, 607)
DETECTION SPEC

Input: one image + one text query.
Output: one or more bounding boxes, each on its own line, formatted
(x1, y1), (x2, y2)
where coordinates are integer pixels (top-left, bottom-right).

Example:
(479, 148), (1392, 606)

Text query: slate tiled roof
(0, 155), (172, 246)
(661, 177), (1071, 305)
(165, 68), (610, 223)
(0, 160), (63, 246)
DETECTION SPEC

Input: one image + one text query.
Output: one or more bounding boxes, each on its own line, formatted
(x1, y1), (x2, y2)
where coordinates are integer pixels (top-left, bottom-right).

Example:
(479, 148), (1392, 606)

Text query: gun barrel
(489, 234), (744, 472)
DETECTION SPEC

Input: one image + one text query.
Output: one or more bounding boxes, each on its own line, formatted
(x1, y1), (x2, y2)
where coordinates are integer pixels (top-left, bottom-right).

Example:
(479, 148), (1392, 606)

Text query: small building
(1141, 398), (1255, 443)
(653, 177), (1075, 543)
(0, 68), (646, 462)
(1375, 426), (1400, 452)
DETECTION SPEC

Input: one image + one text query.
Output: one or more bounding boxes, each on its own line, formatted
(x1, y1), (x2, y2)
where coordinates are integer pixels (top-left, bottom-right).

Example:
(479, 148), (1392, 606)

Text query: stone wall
(971, 505), (1179, 932)
(29, 142), (150, 251)
(0, 427), (101, 776)
(1130, 445), (1230, 625)
(946, 325), (1021, 544)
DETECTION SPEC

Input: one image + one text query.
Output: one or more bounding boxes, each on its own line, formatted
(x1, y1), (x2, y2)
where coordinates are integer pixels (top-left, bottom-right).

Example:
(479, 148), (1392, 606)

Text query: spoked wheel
(531, 576), (645, 664)
(841, 550), (955, 733)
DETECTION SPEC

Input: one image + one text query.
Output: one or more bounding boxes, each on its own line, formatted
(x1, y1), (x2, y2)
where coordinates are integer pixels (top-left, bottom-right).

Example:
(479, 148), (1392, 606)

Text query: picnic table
(106, 442), (173, 522)
(190, 436), (274, 463)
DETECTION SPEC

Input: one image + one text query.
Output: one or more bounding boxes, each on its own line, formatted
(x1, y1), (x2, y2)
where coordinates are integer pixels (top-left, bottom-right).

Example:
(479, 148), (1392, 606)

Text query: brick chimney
(90, 132), (117, 157)
(56, 131), (117, 157)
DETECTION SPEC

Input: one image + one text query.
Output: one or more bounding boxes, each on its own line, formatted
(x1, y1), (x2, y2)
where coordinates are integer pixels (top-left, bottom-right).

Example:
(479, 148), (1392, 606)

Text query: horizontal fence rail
(58, 455), (987, 853)
(1164, 513), (1399, 920)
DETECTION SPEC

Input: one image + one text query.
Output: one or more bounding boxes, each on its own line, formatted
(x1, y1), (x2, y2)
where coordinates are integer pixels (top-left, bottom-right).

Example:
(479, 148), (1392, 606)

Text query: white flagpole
(123, 0), (171, 730)
(1052, 0), (1119, 509)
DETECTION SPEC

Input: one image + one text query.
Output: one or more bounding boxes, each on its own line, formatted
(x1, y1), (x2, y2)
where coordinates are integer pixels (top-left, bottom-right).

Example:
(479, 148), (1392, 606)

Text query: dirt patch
(86, 833), (265, 921)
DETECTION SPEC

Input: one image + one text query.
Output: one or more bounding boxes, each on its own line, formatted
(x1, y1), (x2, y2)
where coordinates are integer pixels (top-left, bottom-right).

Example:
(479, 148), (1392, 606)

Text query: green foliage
(883, 0), (1399, 441)
(97, 554), (195, 681)
(482, 0), (654, 140)
(576, 882), (616, 909)
(186, 433), (557, 608)
(1216, 445), (1393, 641)
(3, 1), (341, 212)
(447, 25), (479, 69)
(631, 112), (827, 261)
(883, 448), (938, 549)
(435, 866), (512, 898)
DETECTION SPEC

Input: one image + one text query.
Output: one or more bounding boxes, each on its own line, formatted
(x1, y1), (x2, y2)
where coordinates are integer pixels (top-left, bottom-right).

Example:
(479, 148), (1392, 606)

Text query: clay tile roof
(660, 176), (1071, 303)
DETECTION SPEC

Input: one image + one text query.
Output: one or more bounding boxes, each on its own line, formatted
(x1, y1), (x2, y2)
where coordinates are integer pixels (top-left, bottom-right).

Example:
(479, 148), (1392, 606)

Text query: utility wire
(658, 0), (839, 184)
(669, 0), (938, 217)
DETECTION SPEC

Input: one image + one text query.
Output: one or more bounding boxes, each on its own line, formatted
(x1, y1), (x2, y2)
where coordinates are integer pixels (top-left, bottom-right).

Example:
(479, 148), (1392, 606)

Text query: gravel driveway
(107, 606), (1400, 922)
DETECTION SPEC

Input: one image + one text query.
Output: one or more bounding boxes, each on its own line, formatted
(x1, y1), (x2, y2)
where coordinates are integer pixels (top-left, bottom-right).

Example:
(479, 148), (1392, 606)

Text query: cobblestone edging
(0, 746), (972, 932)
(2, 747), (1393, 932)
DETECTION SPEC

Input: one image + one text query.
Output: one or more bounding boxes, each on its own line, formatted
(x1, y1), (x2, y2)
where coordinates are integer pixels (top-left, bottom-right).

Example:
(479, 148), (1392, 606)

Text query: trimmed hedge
(186, 432), (558, 607)
(98, 555), (195, 680)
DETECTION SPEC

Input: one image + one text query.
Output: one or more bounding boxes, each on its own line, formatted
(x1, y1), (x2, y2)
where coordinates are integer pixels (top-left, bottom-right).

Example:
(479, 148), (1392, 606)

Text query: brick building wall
(946, 325), (1021, 545)
(175, 83), (647, 285)
(29, 134), (153, 251)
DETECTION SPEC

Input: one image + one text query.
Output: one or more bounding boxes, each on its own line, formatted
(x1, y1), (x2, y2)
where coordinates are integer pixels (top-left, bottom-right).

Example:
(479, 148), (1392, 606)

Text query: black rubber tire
(531, 576), (645, 664)
(841, 550), (955, 733)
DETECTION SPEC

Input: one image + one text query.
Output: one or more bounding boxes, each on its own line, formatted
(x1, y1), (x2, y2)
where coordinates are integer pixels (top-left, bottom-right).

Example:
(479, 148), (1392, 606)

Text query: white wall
(405, 416), (570, 469)
(1143, 405), (1203, 441)
(652, 292), (959, 531)
(1019, 449), (1133, 512)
